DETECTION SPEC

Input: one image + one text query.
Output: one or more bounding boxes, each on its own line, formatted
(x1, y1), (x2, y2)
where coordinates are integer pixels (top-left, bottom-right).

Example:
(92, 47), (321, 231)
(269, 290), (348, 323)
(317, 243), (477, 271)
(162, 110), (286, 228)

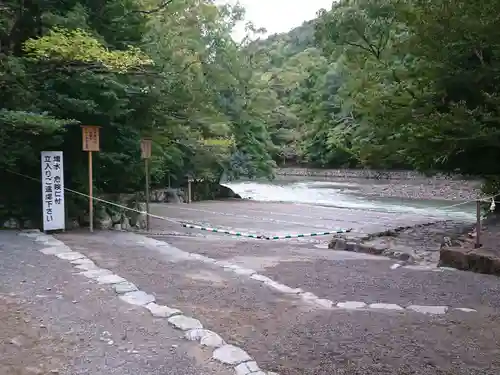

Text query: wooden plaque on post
(82, 126), (101, 152)
(140, 138), (152, 159)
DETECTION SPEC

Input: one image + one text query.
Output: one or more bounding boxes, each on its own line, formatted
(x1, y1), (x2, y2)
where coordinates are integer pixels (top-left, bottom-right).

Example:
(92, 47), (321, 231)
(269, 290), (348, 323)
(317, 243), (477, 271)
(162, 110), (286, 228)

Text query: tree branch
(131, 0), (175, 15)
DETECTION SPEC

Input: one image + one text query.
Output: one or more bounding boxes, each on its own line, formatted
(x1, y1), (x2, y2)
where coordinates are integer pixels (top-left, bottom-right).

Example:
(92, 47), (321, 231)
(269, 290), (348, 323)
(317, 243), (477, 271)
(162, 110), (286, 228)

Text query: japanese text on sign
(41, 151), (65, 231)
(82, 126), (100, 151)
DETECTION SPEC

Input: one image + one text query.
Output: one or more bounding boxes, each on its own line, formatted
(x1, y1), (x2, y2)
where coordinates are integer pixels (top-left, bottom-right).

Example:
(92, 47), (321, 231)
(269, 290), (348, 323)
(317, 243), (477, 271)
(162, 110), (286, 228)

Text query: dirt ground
(0, 294), (70, 375)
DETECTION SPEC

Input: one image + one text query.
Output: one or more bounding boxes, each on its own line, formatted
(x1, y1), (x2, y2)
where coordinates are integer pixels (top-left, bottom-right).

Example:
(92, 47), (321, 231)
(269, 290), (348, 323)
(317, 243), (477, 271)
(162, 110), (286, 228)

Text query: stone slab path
(44, 230), (500, 375)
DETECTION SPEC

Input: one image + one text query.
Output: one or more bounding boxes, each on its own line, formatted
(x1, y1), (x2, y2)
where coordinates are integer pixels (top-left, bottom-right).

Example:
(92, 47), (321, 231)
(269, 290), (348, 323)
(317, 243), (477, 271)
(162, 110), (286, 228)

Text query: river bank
(275, 167), (468, 180)
(272, 169), (482, 202)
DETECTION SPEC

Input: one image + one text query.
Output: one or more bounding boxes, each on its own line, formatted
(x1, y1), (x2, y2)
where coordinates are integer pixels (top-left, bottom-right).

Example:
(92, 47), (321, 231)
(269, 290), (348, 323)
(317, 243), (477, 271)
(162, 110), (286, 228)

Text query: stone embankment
(439, 217), (500, 276)
(329, 221), (473, 266)
(276, 167), (461, 180)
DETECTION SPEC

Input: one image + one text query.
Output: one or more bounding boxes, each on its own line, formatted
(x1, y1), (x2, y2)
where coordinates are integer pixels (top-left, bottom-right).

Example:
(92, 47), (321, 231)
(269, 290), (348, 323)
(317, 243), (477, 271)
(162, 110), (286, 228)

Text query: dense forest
(1, 0), (500, 225)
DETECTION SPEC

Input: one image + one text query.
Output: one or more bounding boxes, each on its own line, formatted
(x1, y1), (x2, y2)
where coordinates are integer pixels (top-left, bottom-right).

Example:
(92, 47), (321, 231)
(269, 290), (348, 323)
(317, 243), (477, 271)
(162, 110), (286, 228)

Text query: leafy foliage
(0, 0), (276, 225)
(248, 0), (500, 181)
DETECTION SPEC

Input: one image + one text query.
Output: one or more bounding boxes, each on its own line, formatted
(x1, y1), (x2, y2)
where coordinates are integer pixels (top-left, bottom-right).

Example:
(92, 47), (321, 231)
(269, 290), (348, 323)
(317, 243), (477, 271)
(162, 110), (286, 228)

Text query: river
(223, 176), (477, 222)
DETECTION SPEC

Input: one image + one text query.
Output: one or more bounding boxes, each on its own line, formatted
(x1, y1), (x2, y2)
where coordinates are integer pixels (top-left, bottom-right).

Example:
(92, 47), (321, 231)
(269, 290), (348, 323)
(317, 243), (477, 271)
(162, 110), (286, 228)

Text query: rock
(165, 188), (184, 203)
(344, 241), (358, 252)
(133, 203), (147, 229)
(74, 262), (100, 271)
(407, 305), (448, 315)
(439, 246), (500, 276)
(23, 220), (35, 229)
(150, 189), (164, 202)
(113, 281), (138, 294)
(185, 329), (225, 347)
(167, 315), (203, 331)
(145, 303), (181, 318)
(232, 267), (257, 276)
(218, 185), (241, 199)
(250, 274), (273, 283)
(71, 257), (94, 265)
(40, 246), (71, 255)
(113, 223), (122, 230)
(264, 280), (302, 294)
(235, 361), (261, 375)
(3, 218), (19, 229)
(121, 216), (131, 230)
(96, 208), (113, 229)
(337, 301), (367, 309)
(454, 307), (477, 313)
(368, 303), (404, 311)
(212, 344), (252, 365)
(96, 274), (127, 285)
(119, 290), (155, 306)
(315, 298), (334, 309)
(299, 292), (318, 302)
(54, 252), (85, 261)
(67, 219), (80, 229)
(81, 269), (113, 279)
(110, 211), (123, 224)
(10, 336), (25, 347)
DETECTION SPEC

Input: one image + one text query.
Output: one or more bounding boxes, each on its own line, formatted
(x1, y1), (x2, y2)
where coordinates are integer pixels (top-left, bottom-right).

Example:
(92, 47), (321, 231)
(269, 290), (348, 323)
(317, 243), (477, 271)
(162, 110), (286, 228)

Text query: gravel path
(0, 231), (232, 375)
(53, 230), (500, 375)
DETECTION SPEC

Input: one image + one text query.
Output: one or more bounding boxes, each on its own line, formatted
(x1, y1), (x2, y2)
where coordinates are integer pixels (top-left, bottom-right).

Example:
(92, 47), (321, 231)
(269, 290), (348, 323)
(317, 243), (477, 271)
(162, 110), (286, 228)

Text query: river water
(224, 176), (476, 222)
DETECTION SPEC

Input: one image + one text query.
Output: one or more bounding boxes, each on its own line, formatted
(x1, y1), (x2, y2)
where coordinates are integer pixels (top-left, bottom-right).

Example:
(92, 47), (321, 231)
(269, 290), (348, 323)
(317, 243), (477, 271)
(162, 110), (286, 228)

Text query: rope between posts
(4, 169), (498, 240)
(4, 169), (352, 239)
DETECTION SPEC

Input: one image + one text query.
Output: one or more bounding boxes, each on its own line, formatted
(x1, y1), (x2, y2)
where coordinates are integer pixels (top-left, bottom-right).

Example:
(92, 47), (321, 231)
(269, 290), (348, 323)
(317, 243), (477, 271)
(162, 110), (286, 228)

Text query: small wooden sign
(140, 138), (152, 159)
(82, 126), (100, 152)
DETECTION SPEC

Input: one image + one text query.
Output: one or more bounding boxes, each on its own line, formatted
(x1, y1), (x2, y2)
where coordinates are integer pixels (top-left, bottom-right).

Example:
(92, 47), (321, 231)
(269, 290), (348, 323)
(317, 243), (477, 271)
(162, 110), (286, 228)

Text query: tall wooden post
(187, 178), (192, 203)
(88, 151), (93, 232)
(81, 126), (101, 232)
(475, 200), (481, 248)
(140, 138), (152, 231)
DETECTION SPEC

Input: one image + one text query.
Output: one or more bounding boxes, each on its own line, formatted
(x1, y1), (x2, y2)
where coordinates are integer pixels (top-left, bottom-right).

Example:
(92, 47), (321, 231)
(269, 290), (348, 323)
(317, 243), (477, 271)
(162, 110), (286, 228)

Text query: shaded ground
(0, 231), (233, 375)
(56, 230), (500, 375)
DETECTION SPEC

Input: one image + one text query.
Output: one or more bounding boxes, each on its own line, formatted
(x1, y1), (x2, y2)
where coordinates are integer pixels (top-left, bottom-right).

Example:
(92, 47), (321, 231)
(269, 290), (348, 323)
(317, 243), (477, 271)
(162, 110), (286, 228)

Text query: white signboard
(41, 151), (65, 231)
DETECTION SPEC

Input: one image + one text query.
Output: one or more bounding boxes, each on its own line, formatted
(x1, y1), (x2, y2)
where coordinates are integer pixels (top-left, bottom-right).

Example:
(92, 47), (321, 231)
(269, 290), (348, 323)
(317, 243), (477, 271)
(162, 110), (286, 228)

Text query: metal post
(475, 199), (481, 248)
(88, 151), (93, 233)
(145, 158), (150, 231)
(188, 179), (192, 204)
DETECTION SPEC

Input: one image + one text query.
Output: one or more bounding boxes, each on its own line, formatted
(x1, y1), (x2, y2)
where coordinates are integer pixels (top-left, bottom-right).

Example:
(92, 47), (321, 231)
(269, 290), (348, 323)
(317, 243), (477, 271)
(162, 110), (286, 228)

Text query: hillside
(244, 21), (355, 167)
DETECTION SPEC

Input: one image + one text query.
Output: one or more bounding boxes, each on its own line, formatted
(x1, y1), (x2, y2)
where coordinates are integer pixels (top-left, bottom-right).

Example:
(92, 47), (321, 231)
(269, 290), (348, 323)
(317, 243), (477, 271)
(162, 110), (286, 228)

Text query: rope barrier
(3, 169), (353, 239)
(3, 169), (498, 240)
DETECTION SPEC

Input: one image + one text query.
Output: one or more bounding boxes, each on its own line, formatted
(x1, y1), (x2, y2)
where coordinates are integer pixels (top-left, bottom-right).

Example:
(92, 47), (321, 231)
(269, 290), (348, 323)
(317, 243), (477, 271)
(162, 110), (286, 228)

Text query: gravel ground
(273, 172), (481, 201)
(342, 178), (481, 201)
(0, 231), (233, 375)
(55, 230), (500, 375)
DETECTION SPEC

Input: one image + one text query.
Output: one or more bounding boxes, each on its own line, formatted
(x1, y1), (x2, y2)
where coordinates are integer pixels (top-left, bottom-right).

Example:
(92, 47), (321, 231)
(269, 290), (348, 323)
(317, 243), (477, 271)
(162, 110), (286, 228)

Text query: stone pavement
(33, 229), (500, 375)
(0, 231), (233, 375)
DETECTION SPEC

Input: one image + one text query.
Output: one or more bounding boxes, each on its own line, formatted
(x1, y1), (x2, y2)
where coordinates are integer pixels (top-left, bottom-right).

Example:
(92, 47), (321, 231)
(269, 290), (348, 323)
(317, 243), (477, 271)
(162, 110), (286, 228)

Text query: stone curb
(126, 232), (478, 317)
(20, 230), (279, 375)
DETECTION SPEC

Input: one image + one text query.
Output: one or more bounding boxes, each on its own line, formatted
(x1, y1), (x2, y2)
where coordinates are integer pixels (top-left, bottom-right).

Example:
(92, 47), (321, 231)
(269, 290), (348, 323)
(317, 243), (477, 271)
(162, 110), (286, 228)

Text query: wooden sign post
(187, 176), (193, 204)
(81, 126), (101, 232)
(140, 138), (152, 231)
